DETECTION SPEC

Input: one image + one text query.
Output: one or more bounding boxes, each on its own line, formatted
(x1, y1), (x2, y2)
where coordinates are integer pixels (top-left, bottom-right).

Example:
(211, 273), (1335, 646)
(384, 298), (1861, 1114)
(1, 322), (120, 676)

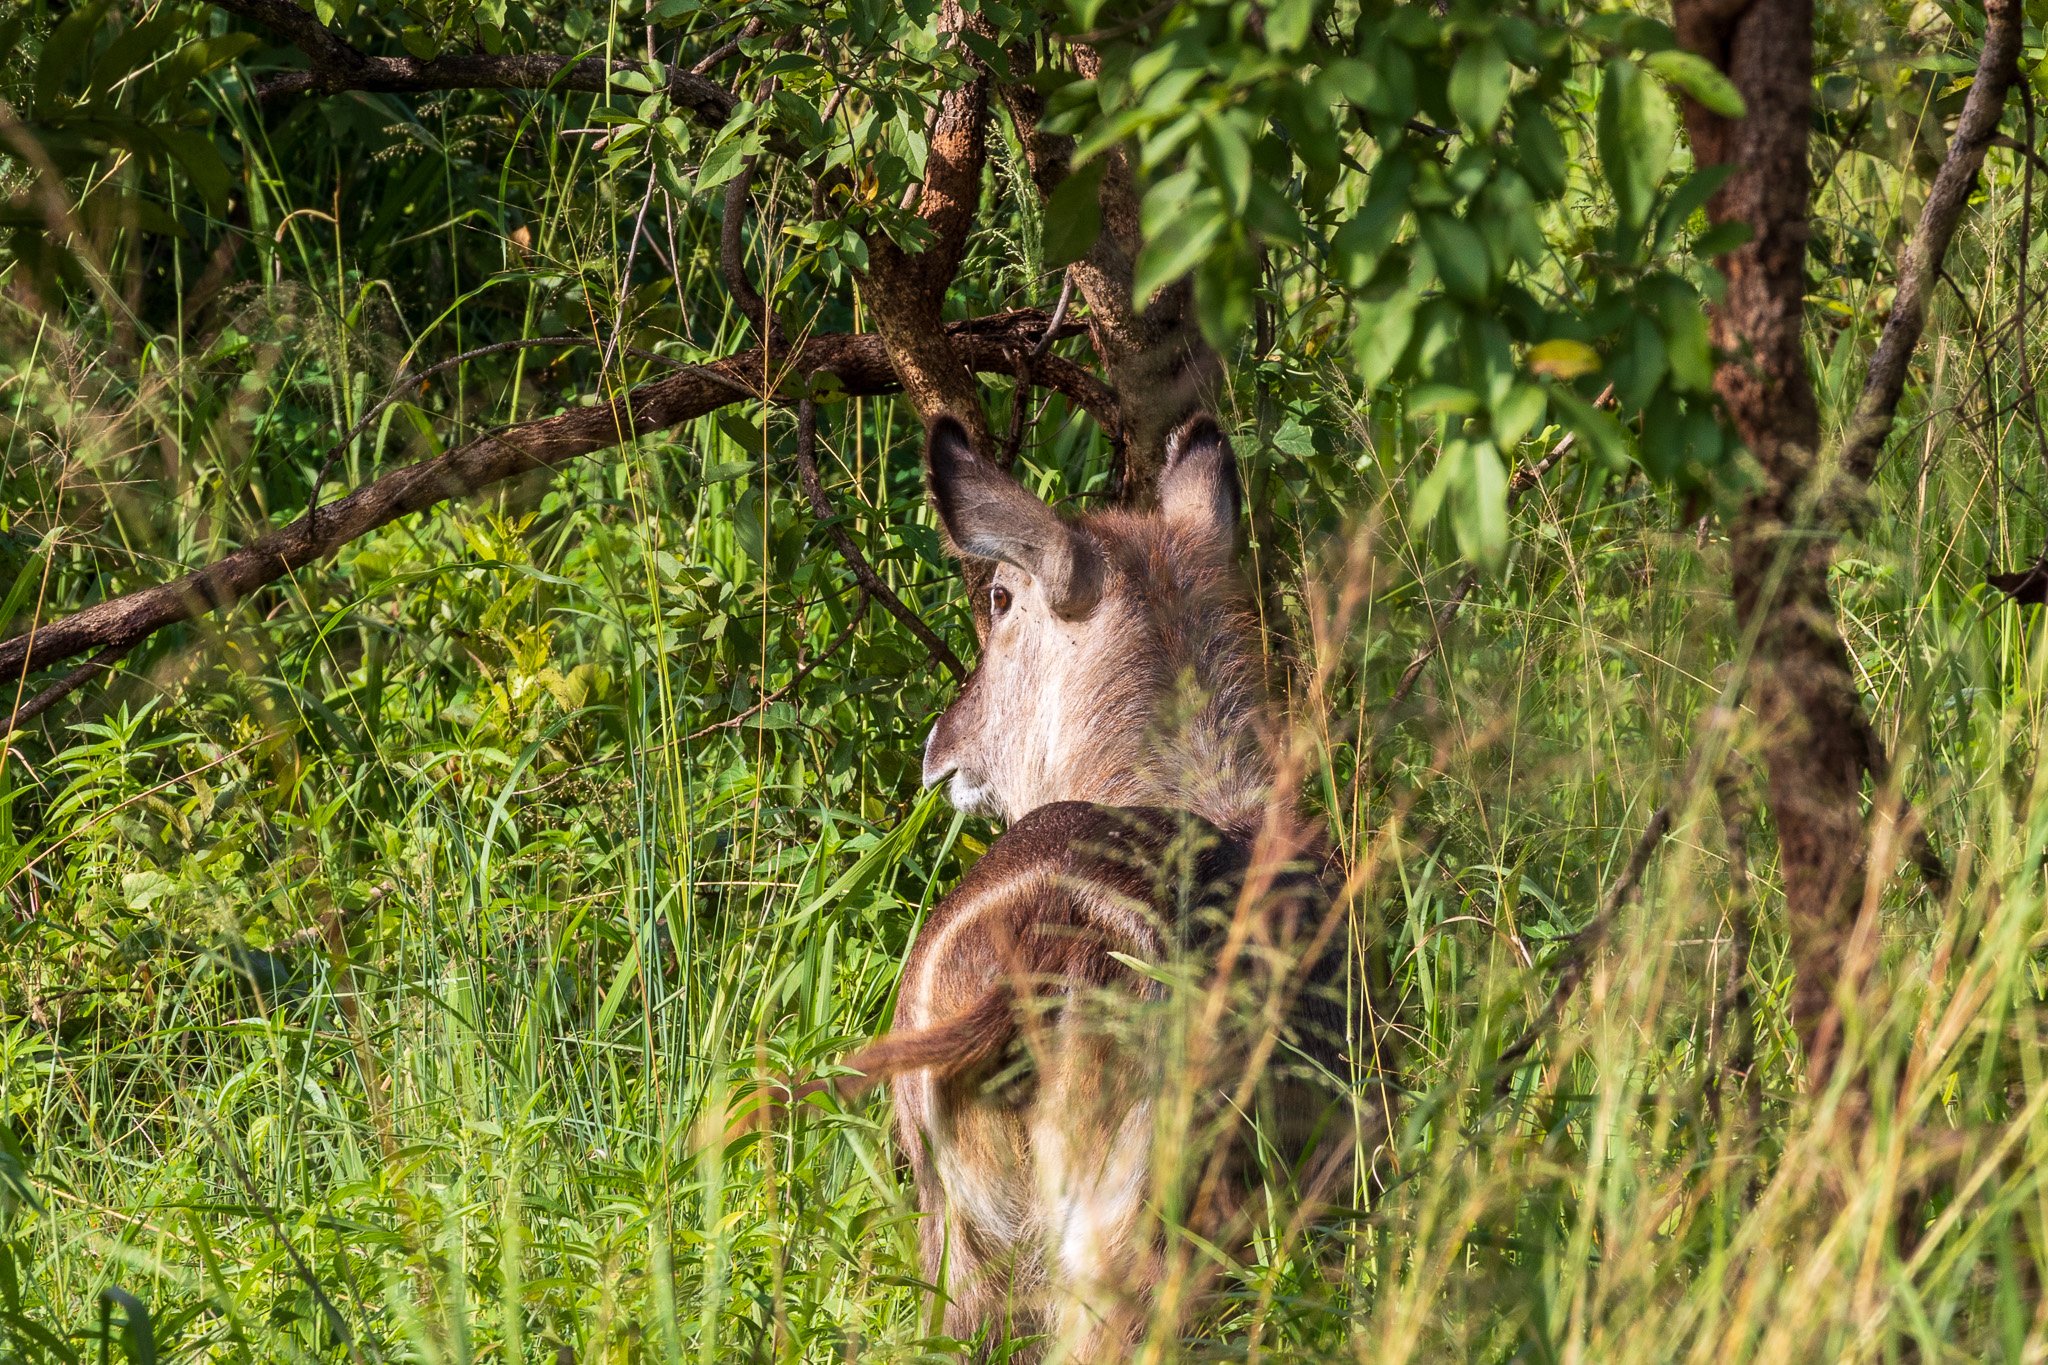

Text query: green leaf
(1448, 38), (1512, 136)
(160, 129), (230, 210)
(1200, 117), (1253, 213)
(1349, 291), (1417, 390)
(1647, 278), (1714, 394)
(1492, 382), (1548, 447)
(696, 134), (757, 194)
(1459, 440), (1509, 564)
(1597, 59), (1676, 231)
(1419, 213), (1491, 303)
(1043, 160), (1106, 270)
(1643, 49), (1746, 119)
(1267, 0), (1317, 53)
(1320, 58), (1380, 109)
(1131, 197), (1225, 304)
(1610, 311), (1668, 410)
(33, 0), (112, 116)
(1512, 104), (1569, 199)
(0, 1123), (36, 1220)
(1195, 244), (1254, 350)
(1410, 438), (1467, 531)
(1652, 164), (1736, 255)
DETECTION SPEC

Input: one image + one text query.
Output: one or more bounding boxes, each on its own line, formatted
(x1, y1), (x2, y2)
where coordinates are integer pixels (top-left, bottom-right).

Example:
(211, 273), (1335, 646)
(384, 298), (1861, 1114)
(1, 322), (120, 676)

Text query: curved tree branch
(0, 310), (1093, 686)
(857, 35), (995, 451)
(999, 52), (1222, 495)
(1841, 0), (2025, 481)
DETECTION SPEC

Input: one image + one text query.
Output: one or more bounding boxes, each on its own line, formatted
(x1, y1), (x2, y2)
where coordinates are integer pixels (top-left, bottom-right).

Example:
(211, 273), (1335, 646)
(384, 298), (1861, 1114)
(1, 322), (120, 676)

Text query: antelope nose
(921, 727), (955, 789)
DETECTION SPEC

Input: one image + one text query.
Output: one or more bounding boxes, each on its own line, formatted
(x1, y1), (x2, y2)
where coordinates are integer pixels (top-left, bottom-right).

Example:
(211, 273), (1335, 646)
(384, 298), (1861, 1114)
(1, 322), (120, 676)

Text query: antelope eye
(990, 583), (1013, 616)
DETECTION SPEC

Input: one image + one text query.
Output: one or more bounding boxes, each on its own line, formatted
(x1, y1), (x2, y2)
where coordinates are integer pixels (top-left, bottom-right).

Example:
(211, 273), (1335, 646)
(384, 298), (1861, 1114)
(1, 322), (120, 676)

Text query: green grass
(7, 4), (2048, 1361)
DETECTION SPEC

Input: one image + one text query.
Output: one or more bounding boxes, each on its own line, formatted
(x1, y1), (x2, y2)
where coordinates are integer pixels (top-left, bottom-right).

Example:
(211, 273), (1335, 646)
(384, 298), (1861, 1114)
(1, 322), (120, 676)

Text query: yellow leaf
(1527, 339), (1602, 380)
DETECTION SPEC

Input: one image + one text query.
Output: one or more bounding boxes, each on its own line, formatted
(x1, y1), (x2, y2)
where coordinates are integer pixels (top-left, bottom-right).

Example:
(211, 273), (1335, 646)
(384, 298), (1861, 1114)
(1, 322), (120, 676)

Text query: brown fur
(842, 416), (1378, 1359)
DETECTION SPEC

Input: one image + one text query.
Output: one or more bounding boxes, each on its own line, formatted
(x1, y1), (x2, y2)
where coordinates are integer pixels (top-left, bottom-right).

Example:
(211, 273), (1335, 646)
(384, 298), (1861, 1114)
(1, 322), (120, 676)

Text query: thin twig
(0, 640), (135, 739)
(1030, 270), (1076, 362)
(1992, 132), (2048, 178)
(688, 17), (764, 76)
(1706, 759), (1758, 1127)
(1841, 0), (2026, 481)
(792, 401), (966, 679)
(999, 270), (1079, 466)
(721, 159), (783, 348)
(682, 592), (870, 741)
(1492, 801), (1674, 1095)
(601, 172), (663, 373)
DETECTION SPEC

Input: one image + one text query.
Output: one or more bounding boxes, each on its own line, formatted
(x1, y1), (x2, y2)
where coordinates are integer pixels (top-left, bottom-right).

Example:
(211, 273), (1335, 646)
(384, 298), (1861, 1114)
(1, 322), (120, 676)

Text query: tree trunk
(1674, 0), (1872, 1065)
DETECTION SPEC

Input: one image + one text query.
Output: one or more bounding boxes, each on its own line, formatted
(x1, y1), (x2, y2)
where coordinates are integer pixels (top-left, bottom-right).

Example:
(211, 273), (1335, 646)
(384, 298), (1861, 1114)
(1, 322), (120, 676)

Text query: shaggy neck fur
(1079, 513), (1285, 840)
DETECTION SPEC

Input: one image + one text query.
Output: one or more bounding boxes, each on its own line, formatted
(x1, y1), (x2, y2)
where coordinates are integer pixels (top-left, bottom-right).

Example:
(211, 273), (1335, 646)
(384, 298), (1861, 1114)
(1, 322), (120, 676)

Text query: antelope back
(919, 416), (1274, 832)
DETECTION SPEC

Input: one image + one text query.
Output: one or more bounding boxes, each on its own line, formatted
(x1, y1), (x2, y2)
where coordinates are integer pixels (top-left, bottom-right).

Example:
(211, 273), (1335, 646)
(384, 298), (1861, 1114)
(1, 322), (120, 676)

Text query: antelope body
(839, 416), (1369, 1357)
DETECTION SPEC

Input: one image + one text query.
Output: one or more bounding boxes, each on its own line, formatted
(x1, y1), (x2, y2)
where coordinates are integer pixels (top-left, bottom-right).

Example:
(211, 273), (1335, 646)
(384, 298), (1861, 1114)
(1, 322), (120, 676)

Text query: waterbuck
(837, 414), (1371, 1357)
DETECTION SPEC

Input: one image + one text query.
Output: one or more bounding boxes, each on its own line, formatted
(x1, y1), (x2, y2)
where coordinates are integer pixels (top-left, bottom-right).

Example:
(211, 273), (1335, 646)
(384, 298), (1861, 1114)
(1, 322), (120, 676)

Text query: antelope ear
(926, 416), (1102, 617)
(1158, 414), (1241, 547)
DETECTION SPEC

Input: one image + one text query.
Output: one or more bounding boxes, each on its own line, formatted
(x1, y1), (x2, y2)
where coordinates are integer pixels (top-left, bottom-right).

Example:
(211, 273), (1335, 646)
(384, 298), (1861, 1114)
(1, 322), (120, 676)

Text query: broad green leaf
(696, 135), (757, 194)
(160, 129), (231, 210)
(1643, 49), (1747, 119)
(1195, 245), (1255, 350)
(1492, 382), (1548, 447)
(1459, 440), (1509, 563)
(33, 0), (112, 116)
(1131, 197), (1225, 304)
(1043, 160), (1106, 270)
(1200, 117), (1253, 213)
(1597, 59), (1676, 231)
(1267, 0), (1316, 53)
(1448, 38), (1512, 136)
(1320, 58), (1380, 108)
(1350, 291), (1417, 390)
(1512, 104), (1569, 199)
(1419, 213), (1491, 303)
(1610, 311), (1668, 410)
(1410, 438), (1468, 531)
(1652, 164), (1736, 255)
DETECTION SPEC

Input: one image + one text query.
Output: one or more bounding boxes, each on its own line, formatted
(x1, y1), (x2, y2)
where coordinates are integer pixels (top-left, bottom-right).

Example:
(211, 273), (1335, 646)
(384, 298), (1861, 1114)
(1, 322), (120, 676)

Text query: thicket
(1, 0), (2046, 1359)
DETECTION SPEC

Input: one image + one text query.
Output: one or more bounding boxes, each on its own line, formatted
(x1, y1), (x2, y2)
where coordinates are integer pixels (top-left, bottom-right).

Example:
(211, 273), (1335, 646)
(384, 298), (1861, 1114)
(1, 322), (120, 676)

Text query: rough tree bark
(857, 57), (997, 451)
(1000, 60), (1223, 495)
(1842, 0), (2025, 482)
(1673, 0), (2021, 1069)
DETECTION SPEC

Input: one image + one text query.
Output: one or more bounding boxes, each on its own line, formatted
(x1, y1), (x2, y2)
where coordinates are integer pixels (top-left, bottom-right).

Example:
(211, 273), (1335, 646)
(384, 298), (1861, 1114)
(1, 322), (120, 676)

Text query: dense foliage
(1, 0), (2047, 1360)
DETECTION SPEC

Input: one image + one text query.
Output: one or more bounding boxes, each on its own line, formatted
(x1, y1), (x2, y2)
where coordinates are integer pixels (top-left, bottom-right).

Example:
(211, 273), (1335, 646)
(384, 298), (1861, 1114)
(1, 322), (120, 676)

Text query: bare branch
(859, 40), (995, 449)
(682, 592), (871, 741)
(792, 402), (966, 678)
(0, 643), (136, 740)
(1842, 0), (2025, 481)
(0, 309), (1089, 686)
(722, 161), (782, 348)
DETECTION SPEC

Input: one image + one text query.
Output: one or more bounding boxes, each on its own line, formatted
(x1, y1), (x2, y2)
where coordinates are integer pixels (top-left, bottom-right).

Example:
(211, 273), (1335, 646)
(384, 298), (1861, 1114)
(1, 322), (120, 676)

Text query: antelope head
(919, 415), (1276, 833)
